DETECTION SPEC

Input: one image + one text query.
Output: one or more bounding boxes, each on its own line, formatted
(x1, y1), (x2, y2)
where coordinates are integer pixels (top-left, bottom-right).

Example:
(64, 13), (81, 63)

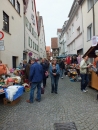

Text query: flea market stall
(83, 43), (98, 90)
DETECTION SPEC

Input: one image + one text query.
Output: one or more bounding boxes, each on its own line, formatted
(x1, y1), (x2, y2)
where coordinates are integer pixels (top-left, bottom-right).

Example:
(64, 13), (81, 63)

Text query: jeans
(60, 69), (64, 77)
(51, 75), (59, 92)
(80, 74), (89, 90)
(29, 82), (41, 102)
(43, 78), (47, 87)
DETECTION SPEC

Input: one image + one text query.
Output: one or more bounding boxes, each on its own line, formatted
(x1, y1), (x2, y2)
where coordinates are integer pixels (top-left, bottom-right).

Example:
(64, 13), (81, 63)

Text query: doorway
(12, 56), (17, 68)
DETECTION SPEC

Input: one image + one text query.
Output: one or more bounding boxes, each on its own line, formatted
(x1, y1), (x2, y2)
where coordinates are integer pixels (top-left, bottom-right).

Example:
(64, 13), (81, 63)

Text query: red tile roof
(51, 38), (58, 49)
(57, 29), (62, 33)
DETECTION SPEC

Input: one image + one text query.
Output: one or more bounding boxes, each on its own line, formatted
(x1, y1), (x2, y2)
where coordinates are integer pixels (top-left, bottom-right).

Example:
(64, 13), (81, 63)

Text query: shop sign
(92, 36), (98, 46)
(0, 31), (4, 40)
(0, 40), (4, 51)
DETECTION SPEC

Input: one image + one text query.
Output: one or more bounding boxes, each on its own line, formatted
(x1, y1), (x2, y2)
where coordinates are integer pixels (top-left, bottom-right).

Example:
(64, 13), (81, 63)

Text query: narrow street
(0, 76), (98, 130)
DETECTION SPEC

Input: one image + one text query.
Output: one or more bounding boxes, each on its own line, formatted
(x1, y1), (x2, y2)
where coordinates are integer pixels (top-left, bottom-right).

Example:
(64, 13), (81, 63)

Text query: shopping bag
(41, 87), (44, 94)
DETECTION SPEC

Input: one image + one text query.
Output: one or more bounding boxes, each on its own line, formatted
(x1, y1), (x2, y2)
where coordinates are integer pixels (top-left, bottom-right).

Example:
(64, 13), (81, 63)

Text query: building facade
(24, 0), (39, 61)
(51, 37), (59, 58)
(65, 0), (83, 55)
(59, 21), (68, 55)
(79, 0), (98, 54)
(46, 46), (51, 60)
(37, 12), (46, 58)
(0, 0), (25, 68)
(57, 29), (62, 56)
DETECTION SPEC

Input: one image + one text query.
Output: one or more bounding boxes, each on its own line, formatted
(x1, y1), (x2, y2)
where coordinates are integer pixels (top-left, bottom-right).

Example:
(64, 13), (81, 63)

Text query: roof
(51, 38), (58, 49)
(83, 44), (98, 58)
(46, 46), (51, 52)
(57, 29), (62, 33)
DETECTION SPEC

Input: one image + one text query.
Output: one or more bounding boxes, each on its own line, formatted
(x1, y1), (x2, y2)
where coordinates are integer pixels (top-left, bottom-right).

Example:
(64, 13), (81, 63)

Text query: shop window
(3, 11), (9, 32)
(10, 0), (15, 7)
(87, 24), (92, 41)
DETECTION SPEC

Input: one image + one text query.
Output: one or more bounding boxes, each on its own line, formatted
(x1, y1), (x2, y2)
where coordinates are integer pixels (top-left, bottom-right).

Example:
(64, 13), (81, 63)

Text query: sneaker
(82, 90), (87, 93)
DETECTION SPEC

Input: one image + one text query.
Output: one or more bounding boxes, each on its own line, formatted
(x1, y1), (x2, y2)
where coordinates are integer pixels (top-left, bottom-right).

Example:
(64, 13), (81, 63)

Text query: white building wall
(66, 6), (83, 55)
(81, 0), (98, 54)
(24, 0), (39, 60)
(0, 0), (24, 68)
(39, 20), (46, 58)
(57, 32), (61, 55)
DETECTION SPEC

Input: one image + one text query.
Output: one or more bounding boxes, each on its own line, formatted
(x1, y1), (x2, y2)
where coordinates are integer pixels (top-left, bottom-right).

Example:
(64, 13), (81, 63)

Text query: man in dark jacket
(59, 59), (65, 79)
(26, 58), (43, 103)
(40, 58), (49, 87)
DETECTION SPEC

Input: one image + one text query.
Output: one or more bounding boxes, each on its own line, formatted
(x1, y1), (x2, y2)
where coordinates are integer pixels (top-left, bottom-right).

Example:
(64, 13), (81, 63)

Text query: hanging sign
(0, 31), (4, 40)
(92, 36), (98, 46)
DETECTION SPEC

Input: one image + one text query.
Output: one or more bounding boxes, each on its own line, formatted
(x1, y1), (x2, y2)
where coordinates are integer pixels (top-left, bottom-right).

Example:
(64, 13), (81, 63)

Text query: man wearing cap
(26, 58), (43, 103)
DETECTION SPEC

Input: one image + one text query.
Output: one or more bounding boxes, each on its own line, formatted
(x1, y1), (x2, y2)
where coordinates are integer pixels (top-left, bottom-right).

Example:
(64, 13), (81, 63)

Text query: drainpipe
(92, 0), (95, 36)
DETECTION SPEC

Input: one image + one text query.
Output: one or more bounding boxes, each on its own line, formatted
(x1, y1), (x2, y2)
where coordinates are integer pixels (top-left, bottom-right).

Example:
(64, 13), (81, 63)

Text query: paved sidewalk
(0, 76), (98, 130)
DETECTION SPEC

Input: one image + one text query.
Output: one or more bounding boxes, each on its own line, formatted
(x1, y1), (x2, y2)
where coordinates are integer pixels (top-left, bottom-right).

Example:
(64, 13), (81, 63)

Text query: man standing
(26, 58), (43, 103)
(59, 59), (65, 79)
(80, 56), (92, 92)
(40, 58), (49, 88)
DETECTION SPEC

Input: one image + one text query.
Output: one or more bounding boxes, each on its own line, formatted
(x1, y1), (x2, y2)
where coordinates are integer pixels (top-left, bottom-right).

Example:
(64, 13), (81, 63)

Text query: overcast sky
(36, 0), (74, 46)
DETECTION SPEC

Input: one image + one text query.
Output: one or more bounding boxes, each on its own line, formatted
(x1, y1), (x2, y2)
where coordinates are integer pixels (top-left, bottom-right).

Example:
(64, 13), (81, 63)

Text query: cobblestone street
(0, 76), (98, 130)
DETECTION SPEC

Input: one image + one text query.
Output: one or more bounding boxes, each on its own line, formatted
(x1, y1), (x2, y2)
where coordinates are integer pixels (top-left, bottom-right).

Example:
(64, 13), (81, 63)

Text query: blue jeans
(60, 69), (64, 77)
(51, 75), (59, 92)
(29, 82), (41, 102)
(80, 74), (89, 90)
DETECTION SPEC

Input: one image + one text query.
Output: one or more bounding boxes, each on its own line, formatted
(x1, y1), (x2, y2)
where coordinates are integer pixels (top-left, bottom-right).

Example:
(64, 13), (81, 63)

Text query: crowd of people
(0, 53), (93, 103)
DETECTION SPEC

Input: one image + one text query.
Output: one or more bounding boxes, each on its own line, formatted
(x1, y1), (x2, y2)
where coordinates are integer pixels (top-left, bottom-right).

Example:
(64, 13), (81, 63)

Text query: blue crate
(4, 85), (24, 100)
(70, 78), (75, 82)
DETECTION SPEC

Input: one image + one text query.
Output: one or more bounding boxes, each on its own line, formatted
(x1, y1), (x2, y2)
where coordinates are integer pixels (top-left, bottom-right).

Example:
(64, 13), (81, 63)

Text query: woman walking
(49, 59), (60, 94)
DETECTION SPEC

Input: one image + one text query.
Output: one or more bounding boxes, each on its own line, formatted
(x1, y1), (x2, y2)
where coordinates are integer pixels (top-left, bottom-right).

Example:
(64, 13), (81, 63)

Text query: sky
(36, 0), (74, 46)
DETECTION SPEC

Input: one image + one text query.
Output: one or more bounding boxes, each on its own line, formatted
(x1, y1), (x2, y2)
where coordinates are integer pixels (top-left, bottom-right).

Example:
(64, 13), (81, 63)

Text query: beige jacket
(80, 59), (88, 74)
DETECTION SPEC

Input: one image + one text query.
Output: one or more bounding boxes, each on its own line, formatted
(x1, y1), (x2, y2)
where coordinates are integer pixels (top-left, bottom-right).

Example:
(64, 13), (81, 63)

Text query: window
(32, 1), (33, 10)
(76, 11), (78, 20)
(17, 1), (20, 14)
(87, 24), (92, 41)
(73, 41), (75, 50)
(69, 29), (71, 37)
(29, 23), (31, 32)
(88, 0), (93, 11)
(77, 26), (80, 35)
(10, 0), (15, 7)
(72, 24), (74, 33)
(28, 37), (32, 48)
(32, 28), (34, 35)
(94, 0), (98, 4)
(33, 42), (35, 49)
(3, 11), (9, 32)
